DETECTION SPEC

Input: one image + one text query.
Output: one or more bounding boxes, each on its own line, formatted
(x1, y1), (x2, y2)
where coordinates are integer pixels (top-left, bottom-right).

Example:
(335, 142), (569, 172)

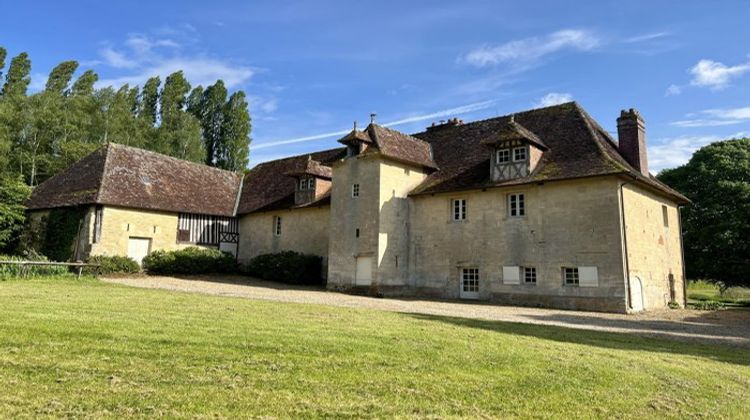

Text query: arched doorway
(629, 276), (644, 312)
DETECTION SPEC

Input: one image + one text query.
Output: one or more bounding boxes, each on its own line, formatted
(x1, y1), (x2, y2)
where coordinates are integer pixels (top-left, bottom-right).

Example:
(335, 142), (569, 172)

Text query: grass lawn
(1, 277), (749, 418)
(688, 280), (750, 308)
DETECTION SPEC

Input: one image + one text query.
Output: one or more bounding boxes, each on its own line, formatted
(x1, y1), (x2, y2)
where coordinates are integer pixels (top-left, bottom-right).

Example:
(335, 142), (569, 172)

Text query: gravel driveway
(103, 274), (750, 348)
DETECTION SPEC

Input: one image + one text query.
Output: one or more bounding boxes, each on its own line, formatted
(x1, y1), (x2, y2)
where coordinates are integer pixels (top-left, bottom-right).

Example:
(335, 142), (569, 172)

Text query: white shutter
(579, 266), (599, 287)
(503, 266), (520, 285)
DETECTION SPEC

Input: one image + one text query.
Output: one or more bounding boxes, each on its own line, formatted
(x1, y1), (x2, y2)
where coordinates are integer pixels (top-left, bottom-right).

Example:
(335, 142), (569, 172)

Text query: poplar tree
(70, 70), (98, 97)
(199, 80), (227, 165)
(186, 85), (204, 117)
(217, 91), (251, 171)
(44, 60), (79, 95)
(139, 76), (160, 125)
(0, 47), (6, 84)
(1, 52), (31, 97)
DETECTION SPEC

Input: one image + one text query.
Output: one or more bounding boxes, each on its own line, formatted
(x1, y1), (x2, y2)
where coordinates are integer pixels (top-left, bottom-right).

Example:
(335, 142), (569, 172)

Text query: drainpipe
(619, 180), (633, 311)
(677, 206), (688, 308)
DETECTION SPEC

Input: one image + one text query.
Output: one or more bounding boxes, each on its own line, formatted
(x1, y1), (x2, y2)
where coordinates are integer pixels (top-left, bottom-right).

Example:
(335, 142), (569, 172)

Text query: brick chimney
(616, 108), (648, 176)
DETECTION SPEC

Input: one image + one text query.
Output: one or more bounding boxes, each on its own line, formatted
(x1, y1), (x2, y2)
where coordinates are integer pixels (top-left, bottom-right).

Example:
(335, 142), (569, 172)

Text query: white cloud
(252, 100), (497, 150)
(670, 106), (750, 127)
(95, 32), (253, 89)
(623, 32), (670, 43)
(665, 84), (681, 96)
(689, 59), (750, 90)
(463, 29), (599, 68)
(247, 95), (278, 114)
(649, 132), (748, 171)
(534, 92), (573, 108)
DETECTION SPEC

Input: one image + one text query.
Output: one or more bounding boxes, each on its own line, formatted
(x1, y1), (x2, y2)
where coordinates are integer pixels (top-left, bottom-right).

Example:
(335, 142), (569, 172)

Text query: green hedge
(84, 255), (140, 275)
(143, 247), (237, 275)
(244, 251), (323, 285)
(0, 252), (69, 279)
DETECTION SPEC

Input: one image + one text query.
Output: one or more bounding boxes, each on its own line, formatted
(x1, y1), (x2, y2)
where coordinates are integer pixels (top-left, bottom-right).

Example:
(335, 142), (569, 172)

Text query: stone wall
(408, 176), (628, 312)
(622, 184), (685, 309)
(238, 205), (330, 276)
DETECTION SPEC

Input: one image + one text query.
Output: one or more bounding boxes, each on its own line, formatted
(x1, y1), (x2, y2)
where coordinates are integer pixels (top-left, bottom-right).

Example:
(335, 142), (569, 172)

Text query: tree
(0, 47), (6, 83)
(45, 60), (79, 95)
(160, 71), (190, 130)
(658, 138), (750, 288)
(198, 80), (227, 165)
(139, 76), (160, 125)
(186, 85), (204, 117)
(70, 70), (98, 97)
(1, 52), (31, 97)
(0, 175), (32, 253)
(217, 91), (251, 171)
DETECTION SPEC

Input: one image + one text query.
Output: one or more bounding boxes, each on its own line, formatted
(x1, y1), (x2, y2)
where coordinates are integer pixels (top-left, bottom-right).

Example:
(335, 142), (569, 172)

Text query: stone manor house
(26, 102), (689, 312)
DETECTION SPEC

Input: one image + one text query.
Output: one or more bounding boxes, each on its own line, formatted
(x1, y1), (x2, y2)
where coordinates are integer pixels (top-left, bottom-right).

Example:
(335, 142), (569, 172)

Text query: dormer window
(513, 147), (527, 161)
(496, 149), (510, 164)
(307, 178), (315, 189)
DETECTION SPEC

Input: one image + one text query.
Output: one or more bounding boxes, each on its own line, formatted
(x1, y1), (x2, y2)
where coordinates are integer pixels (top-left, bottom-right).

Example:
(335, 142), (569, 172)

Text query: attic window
(352, 183), (360, 198)
(513, 147), (527, 161)
(496, 149), (510, 164)
(307, 178), (315, 190)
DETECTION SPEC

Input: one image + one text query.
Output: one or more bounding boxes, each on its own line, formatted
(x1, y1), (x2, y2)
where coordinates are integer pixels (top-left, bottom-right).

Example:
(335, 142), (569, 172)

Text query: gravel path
(103, 274), (750, 348)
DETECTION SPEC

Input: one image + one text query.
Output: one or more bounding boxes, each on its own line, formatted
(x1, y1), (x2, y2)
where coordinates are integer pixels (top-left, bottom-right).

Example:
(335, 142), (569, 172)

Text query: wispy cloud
(623, 31), (670, 44)
(462, 29), (600, 68)
(650, 132), (748, 171)
(252, 100), (497, 150)
(534, 92), (573, 108)
(94, 32), (254, 89)
(665, 84), (682, 96)
(689, 58), (750, 90)
(671, 106), (750, 127)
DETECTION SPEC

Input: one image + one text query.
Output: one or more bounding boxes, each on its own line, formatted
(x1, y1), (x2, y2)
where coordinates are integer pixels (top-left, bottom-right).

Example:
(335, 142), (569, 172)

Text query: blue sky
(3, 0), (750, 171)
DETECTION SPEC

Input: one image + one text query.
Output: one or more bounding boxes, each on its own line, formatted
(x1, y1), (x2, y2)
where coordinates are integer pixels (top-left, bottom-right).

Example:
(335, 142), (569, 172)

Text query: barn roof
(236, 148), (347, 215)
(27, 143), (242, 216)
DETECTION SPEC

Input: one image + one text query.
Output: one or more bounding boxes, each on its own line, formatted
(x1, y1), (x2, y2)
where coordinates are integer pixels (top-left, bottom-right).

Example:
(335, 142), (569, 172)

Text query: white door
(629, 276), (645, 312)
(127, 237), (152, 266)
(460, 268), (480, 299)
(355, 256), (372, 286)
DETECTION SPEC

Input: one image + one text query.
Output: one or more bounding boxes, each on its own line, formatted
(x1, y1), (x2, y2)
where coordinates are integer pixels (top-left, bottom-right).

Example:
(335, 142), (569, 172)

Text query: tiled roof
(367, 124), (437, 169)
(236, 148), (347, 214)
(479, 118), (547, 150)
(283, 157), (333, 179)
(410, 102), (688, 203)
(27, 143), (243, 216)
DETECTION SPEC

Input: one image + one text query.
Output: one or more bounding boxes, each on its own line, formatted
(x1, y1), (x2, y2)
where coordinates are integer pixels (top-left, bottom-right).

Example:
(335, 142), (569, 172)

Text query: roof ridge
(107, 143), (241, 178)
(574, 105), (631, 173)
(250, 147), (344, 169)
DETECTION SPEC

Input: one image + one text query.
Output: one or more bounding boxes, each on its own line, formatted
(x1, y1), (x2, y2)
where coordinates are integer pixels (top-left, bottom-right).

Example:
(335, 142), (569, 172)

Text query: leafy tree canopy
(658, 138), (750, 288)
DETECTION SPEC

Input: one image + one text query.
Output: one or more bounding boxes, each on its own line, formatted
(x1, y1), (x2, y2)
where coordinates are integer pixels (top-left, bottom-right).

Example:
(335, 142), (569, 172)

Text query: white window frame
(273, 216), (282, 237)
(523, 266), (537, 284)
(307, 178), (315, 190)
(352, 183), (360, 198)
(451, 198), (467, 221)
(461, 268), (480, 293)
(496, 149), (510, 164)
(513, 146), (527, 162)
(508, 193), (525, 217)
(299, 179), (307, 191)
(563, 267), (579, 286)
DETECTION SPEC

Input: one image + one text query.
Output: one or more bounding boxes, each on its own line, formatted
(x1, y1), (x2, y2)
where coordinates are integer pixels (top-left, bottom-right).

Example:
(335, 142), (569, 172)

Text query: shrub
(667, 301), (681, 309)
(691, 300), (725, 311)
(244, 251), (323, 285)
(0, 252), (69, 279)
(142, 247), (237, 275)
(85, 255), (140, 275)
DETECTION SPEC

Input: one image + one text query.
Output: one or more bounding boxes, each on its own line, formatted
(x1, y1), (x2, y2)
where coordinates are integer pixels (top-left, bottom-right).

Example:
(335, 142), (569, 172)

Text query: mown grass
(0, 277), (748, 418)
(688, 280), (750, 308)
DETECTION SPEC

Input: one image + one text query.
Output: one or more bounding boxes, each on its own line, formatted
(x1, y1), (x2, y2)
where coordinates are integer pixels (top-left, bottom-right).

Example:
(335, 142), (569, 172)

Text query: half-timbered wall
(177, 213), (239, 245)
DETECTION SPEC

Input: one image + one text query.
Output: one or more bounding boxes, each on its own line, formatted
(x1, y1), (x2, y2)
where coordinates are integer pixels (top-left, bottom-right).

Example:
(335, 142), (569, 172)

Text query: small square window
(352, 183), (360, 198)
(524, 267), (536, 284)
(452, 199), (466, 221)
(308, 178), (315, 189)
(298, 179), (306, 191)
(563, 267), (579, 286)
(508, 193), (525, 217)
(513, 147), (527, 161)
(274, 216), (282, 236)
(496, 149), (510, 164)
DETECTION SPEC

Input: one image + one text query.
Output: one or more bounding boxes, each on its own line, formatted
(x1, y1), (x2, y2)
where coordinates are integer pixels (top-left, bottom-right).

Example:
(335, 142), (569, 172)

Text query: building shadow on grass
(402, 312), (750, 366)
(163, 273), (326, 292)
